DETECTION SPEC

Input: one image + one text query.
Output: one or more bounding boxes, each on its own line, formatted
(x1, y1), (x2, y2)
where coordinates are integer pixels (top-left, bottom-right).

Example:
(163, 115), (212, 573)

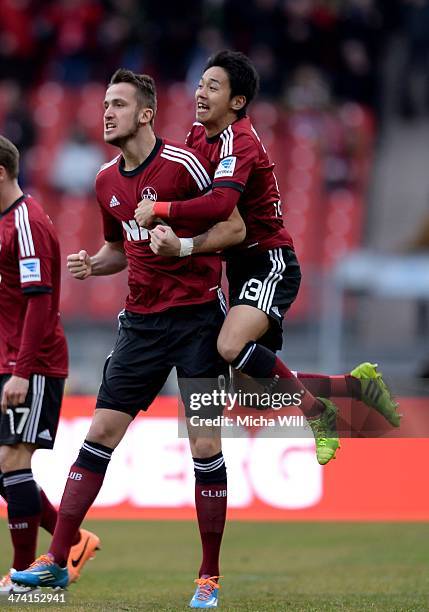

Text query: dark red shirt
(184, 117), (294, 253)
(0, 194), (68, 377)
(95, 137), (222, 314)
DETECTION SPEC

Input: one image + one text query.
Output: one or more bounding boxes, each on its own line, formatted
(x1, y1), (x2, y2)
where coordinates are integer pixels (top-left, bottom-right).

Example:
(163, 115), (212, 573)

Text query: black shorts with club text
(226, 246), (301, 352)
(0, 374), (65, 449)
(96, 299), (228, 418)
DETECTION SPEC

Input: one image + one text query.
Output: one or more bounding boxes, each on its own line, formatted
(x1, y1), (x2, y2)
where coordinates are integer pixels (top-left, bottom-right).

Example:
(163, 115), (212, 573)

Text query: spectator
(50, 127), (105, 195)
(1, 82), (36, 186)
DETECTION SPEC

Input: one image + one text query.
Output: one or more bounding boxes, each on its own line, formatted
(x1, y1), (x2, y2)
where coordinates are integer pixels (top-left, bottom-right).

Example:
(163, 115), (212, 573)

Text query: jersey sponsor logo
(121, 219), (149, 242)
(19, 257), (41, 283)
(110, 195), (121, 207)
(214, 156), (237, 179)
(38, 429), (52, 441)
(141, 186), (158, 201)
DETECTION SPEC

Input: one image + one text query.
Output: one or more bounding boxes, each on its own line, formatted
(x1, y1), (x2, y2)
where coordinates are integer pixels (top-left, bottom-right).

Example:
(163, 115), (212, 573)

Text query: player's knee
(191, 438), (221, 459)
(217, 336), (242, 364)
(86, 422), (119, 448)
(0, 445), (28, 473)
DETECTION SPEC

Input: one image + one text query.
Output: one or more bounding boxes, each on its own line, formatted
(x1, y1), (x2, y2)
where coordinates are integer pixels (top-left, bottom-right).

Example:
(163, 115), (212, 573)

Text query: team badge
(141, 186), (158, 201)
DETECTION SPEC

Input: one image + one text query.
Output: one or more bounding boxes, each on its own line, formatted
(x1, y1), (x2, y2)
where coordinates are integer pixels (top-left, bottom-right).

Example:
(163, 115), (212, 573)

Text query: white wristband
(179, 237), (194, 257)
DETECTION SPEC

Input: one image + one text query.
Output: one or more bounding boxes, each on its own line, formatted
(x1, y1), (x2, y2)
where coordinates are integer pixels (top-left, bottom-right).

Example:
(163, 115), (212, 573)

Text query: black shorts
(0, 374), (65, 449)
(226, 247), (301, 351)
(96, 300), (228, 418)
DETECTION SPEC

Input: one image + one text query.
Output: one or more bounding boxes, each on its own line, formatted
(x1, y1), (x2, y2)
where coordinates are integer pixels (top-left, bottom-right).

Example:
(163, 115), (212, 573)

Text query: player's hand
(150, 225), (181, 256)
(1, 376), (29, 413)
(134, 198), (155, 228)
(67, 250), (92, 280)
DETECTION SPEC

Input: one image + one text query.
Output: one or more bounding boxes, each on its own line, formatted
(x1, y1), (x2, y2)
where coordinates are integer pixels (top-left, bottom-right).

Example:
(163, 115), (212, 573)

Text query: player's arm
(150, 207), (246, 257)
(2, 218), (58, 411)
(67, 240), (127, 279)
(1, 293), (51, 411)
(136, 186), (241, 228)
(137, 134), (257, 227)
(68, 198), (127, 278)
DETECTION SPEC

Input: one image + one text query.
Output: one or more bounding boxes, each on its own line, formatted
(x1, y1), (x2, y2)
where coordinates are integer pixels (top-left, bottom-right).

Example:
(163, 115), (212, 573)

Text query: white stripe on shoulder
(163, 144), (211, 186)
(220, 132), (227, 159)
(227, 125), (233, 156)
(220, 125), (234, 158)
(21, 203), (35, 256)
(14, 203), (35, 257)
(160, 152), (205, 190)
(96, 154), (121, 176)
(14, 208), (27, 257)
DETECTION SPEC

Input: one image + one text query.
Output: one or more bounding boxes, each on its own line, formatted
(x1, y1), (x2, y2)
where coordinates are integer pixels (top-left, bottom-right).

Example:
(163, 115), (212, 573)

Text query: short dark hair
(0, 135), (19, 179)
(204, 50), (260, 118)
(109, 68), (157, 125)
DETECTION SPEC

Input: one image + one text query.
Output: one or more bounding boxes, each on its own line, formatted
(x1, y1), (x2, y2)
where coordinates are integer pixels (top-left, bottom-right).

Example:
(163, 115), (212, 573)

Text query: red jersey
(186, 117), (294, 253)
(0, 194), (68, 377)
(95, 137), (221, 314)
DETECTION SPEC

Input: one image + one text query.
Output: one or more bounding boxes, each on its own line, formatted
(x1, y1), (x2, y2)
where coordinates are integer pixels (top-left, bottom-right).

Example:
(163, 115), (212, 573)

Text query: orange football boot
(67, 529), (101, 583)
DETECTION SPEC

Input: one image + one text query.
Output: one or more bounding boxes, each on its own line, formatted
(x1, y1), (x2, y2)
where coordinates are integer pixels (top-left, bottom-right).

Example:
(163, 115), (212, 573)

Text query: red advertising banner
(0, 396), (427, 521)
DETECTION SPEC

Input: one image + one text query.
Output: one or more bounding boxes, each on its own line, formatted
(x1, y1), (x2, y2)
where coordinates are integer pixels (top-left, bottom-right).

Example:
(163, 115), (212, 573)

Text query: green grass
(1, 521), (428, 611)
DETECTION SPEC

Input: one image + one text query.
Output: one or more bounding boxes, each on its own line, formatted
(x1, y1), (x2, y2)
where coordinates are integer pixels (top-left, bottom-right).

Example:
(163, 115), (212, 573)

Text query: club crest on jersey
(141, 186), (158, 201)
(214, 156), (236, 179)
(19, 258), (41, 283)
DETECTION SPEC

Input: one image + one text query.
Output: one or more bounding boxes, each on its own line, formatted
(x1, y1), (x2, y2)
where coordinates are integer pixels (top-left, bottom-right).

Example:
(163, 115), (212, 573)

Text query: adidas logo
(38, 429), (52, 441)
(272, 306), (281, 317)
(110, 195), (121, 207)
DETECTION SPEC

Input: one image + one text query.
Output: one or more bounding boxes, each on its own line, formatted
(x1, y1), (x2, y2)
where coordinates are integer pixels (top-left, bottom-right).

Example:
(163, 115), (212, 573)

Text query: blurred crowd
(1, 0), (427, 108)
(0, 0), (427, 198)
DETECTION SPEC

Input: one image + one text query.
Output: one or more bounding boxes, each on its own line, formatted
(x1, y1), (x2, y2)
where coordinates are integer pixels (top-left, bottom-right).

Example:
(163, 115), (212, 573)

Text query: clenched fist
(150, 225), (181, 256)
(67, 250), (92, 280)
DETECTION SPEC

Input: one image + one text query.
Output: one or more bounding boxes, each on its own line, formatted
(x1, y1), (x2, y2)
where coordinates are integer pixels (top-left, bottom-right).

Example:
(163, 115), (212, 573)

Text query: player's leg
(0, 474), (58, 538)
(217, 305), (334, 416)
(11, 408), (132, 589)
(12, 309), (172, 588)
(219, 247), (339, 465)
(0, 373), (69, 593)
(0, 443), (40, 573)
(174, 300), (228, 608)
(48, 408), (131, 568)
(293, 364), (400, 426)
(187, 429), (226, 611)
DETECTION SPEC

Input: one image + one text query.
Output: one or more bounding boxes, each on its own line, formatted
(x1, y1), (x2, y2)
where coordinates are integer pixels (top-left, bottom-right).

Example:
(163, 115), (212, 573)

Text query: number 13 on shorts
(239, 278), (263, 301)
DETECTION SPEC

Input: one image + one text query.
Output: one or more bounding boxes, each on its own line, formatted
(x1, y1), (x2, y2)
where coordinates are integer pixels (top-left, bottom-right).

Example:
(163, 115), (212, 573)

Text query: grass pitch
(1, 521), (428, 611)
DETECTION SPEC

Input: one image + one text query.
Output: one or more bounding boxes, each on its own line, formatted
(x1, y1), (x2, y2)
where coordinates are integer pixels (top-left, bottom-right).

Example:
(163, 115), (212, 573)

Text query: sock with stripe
(3, 469), (42, 570)
(0, 472), (79, 544)
(193, 452), (227, 578)
(49, 440), (113, 566)
(232, 342), (326, 419)
(295, 372), (362, 399)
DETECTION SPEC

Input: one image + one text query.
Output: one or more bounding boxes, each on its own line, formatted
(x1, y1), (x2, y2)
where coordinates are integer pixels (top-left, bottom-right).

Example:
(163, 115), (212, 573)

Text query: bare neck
(0, 181), (23, 213)
(204, 112), (239, 138)
(121, 129), (157, 171)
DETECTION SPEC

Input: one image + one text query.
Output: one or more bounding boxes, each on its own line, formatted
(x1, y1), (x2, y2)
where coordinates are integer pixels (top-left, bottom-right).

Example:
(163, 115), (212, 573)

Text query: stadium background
(0, 2), (428, 607)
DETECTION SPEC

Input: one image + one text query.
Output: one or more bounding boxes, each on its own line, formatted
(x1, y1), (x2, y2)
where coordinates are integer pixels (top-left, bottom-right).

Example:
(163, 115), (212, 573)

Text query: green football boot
(350, 362), (401, 427)
(308, 398), (340, 465)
